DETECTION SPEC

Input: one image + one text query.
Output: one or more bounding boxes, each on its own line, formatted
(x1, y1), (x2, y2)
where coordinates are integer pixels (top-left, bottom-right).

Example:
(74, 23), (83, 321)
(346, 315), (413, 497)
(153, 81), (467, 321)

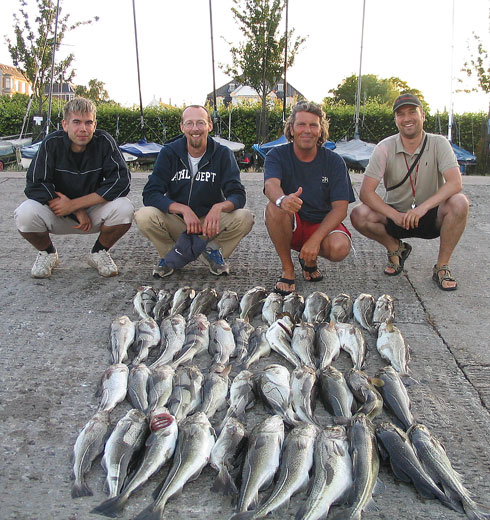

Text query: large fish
(217, 290), (240, 320)
(409, 423), (490, 520)
(231, 423), (319, 520)
(132, 317), (161, 365)
(210, 417), (247, 496)
(209, 319), (236, 367)
(282, 292), (305, 323)
(374, 365), (414, 429)
(240, 325), (270, 370)
(353, 293), (376, 334)
(218, 369), (256, 432)
(231, 318), (255, 365)
(134, 285), (157, 320)
(296, 426), (353, 520)
(336, 323), (366, 370)
(147, 363), (174, 412)
(318, 365), (355, 419)
(167, 365), (204, 422)
(262, 292), (284, 326)
(127, 363), (151, 412)
(346, 369), (383, 420)
(134, 412), (215, 520)
(152, 289), (173, 322)
(290, 366), (319, 426)
(170, 286), (196, 316)
(266, 315), (302, 368)
(101, 409), (149, 498)
(91, 408), (178, 517)
(303, 291), (331, 324)
(375, 422), (460, 512)
(376, 321), (412, 378)
(199, 364), (231, 419)
(372, 294), (395, 328)
(151, 314), (186, 368)
(330, 293), (353, 323)
(188, 287), (218, 318)
(171, 313), (209, 368)
(291, 321), (316, 368)
(316, 321), (341, 369)
(236, 415), (285, 513)
(71, 410), (111, 498)
(110, 315), (135, 364)
(96, 363), (129, 413)
(239, 286), (267, 321)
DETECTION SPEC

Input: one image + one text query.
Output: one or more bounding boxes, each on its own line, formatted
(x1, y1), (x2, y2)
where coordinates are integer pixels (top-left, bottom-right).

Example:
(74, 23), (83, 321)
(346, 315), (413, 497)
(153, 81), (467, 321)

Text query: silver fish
(319, 365), (355, 419)
(199, 364), (231, 419)
(188, 287), (218, 318)
(96, 363), (129, 413)
(330, 292), (353, 323)
(209, 319), (236, 367)
(283, 292), (305, 323)
(135, 412), (215, 519)
(239, 286), (267, 321)
(262, 292), (284, 326)
(127, 363), (151, 412)
(91, 409), (178, 517)
(110, 315), (135, 364)
(132, 317), (161, 366)
(218, 369), (256, 432)
(71, 410), (111, 498)
(101, 409), (149, 498)
(171, 313), (209, 369)
(240, 325), (271, 370)
(151, 314), (186, 368)
(134, 285), (157, 320)
(375, 365), (414, 429)
(290, 366), (319, 426)
(170, 286), (196, 316)
(336, 322), (366, 370)
(266, 315), (302, 368)
(409, 423), (490, 520)
(217, 290), (240, 320)
(353, 293), (376, 334)
(147, 363), (175, 412)
(231, 318), (255, 365)
(291, 321), (316, 368)
(167, 364), (204, 422)
(376, 321), (411, 377)
(152, 289), (173, 322)
(316, 320), (341, 369)
(236, 415), (285, 513)
(373, 294), (396, 328)
(346, 369), (383, 420)
(303, 291), (331, 324)
(210, 417), (247, 495)
(296, 426), (352, 520)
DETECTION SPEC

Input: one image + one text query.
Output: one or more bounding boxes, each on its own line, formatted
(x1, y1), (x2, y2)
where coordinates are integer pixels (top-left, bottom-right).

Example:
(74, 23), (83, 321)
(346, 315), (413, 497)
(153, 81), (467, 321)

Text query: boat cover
(253, 135), (336, 159)
(212, 136), (245, 152)
(334, 138), (376, 171)
(119, 139), (163, 158)
(450, 142), (476, 166)
(20, 141), (41, 159)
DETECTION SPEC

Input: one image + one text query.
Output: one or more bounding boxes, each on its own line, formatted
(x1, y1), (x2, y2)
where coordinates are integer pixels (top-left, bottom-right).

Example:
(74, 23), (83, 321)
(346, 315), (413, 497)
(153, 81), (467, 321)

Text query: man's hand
(72, 209), (92, 232)
(299, 236), (321, 265)
(48, 192), (74, 217)
(202, 203), (223, 238)
(281, 187), (303, 215)
(182, 207), (202, 235)
(401, 206), (428, 229)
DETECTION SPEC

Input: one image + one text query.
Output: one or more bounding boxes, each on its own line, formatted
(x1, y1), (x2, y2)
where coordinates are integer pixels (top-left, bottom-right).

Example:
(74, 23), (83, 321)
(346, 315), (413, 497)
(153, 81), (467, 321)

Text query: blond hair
(63, 97), (96, 120)
(284, 101), (329, 145)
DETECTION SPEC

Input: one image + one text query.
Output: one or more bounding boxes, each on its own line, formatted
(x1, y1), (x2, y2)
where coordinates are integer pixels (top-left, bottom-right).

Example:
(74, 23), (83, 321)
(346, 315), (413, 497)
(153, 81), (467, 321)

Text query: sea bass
(346, 369), (383, 420)
(147, 363), (175, 412)
(266, 315), (302, 368)
(170, 286), (196, 316)
(290, 366), (319, 426)
(240, 325), (270, 370)
(316, 321), (341, 369)
(132, 317), (161, 365)
(152, 289), (173, 322)
(151, 314), (186, 368)
(330, 293), (353, 323)
(199, 364), (231, 419)
(167, 364), (204, 422)
(209, 319), (236, 367)
(134, 285), (157, 320)
(262, 292), (284, 326)
(283, 292), (305, 323)
(96, 363), (129, 413)
(239, 286), (267, 321)
(376, 321), (411, 378)
(171, 313), (209, 369)
(372, 294), (395, 328)
(319, 365), (355, 419)
(218, 369), (256, 432)
(336, 323), (366, 370)
(110, 315), (135, 364)
(217, 290), (240, 320)
(127, 363), (151, 412)
(353, 293), (376, 334)
(291, 321), (316, 368)
(188, 287), (218, 318)
(231, 318), (255, 365)
(303, 291), (331, 324)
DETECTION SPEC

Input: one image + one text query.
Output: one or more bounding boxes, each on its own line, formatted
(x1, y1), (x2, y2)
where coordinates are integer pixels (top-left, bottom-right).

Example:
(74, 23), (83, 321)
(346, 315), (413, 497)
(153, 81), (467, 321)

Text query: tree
(75, 79), (110, 103)
(221, 0), (305, 142)
(328, 74), (425, 108)
(5, 0), (98, 116)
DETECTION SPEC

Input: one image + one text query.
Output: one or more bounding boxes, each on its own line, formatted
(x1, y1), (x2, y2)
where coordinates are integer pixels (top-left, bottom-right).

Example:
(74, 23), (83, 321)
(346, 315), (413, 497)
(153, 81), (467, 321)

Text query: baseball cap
(393, 94), (422, 112)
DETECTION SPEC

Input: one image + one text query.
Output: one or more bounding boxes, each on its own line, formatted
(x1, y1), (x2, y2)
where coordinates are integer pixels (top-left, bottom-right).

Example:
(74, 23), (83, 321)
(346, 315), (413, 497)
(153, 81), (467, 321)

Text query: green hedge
(1, 94), (487, 173)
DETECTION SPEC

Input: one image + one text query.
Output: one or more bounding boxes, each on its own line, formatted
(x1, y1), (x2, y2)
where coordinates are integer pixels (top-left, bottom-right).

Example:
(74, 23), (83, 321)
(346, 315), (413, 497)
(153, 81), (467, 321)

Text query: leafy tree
(5, 0), (98, 115)
(221, 0), (305, 142)
(74, 79), (110, 103)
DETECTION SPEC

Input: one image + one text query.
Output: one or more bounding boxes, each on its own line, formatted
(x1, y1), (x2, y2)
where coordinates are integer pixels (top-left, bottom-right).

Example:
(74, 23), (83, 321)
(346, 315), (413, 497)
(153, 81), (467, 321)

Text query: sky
(0, 0), (489, 115)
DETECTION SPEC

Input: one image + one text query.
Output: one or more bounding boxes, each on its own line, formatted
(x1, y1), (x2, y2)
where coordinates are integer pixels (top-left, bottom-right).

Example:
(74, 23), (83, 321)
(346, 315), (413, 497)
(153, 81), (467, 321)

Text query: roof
(43, 83), (75, 94)
(0, 64), (29, 82)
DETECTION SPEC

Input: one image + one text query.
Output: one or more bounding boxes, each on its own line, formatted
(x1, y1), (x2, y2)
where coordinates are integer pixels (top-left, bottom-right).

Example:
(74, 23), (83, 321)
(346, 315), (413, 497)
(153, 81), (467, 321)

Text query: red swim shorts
(291, 214), (351, 252)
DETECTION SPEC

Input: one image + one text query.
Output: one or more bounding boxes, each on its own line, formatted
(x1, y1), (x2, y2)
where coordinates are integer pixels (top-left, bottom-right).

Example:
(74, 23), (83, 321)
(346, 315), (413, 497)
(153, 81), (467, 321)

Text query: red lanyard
(404, 155), (420, 209)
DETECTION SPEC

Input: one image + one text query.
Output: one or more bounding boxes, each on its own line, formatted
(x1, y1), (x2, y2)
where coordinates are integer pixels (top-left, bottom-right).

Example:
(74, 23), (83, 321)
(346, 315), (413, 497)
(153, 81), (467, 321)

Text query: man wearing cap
(350, 93), (469, 290)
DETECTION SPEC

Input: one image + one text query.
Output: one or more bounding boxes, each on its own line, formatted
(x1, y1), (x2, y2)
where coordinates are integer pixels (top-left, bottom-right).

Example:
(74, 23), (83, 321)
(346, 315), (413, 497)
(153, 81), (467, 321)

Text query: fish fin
(228, 513), (256, 520)
(401, 375), (419, 386)
(211, 467), (238, 496)
(373, 477), (385, 496)
(91, 495), (127, 517)
(133, 505), (162, 520)
(389, 461), (412, 483)
(330, 508), (361, 520)
(71, 480), (93, 498)
(369, 377), (385, 387)
(462, 501), (490, 520)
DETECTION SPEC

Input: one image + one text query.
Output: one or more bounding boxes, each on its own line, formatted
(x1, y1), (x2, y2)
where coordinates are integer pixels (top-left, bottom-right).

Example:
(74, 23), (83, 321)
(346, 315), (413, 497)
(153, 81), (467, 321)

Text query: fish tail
(71, 480), (93, 498)
(228, 512), (256, 520)
(133, 504), (163, 520)
(330, 507), (361, 520)
(462, 498), (490, 520)
(91, 494), (127, 517)
(211, 468), (238, 496)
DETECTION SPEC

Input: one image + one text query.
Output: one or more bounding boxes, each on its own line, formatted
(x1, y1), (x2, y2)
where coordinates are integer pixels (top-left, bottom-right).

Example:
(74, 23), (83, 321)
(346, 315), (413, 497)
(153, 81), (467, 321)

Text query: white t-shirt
(188, 153), (203, 177)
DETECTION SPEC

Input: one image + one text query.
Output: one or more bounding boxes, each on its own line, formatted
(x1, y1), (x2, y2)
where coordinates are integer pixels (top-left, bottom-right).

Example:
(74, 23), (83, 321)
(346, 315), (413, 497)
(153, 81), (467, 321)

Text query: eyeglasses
(182, 120), (208, 129)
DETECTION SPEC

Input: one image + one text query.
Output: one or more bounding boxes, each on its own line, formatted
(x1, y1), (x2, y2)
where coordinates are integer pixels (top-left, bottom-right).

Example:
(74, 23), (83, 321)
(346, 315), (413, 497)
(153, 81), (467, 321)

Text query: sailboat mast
(282, 0), (289, 123)
(132, 0), (146, 140)
(354, 0), (366, 139)
(45, 0), (60, 137)
(209, 0), (219, 128)
(448, 0), (455, 142)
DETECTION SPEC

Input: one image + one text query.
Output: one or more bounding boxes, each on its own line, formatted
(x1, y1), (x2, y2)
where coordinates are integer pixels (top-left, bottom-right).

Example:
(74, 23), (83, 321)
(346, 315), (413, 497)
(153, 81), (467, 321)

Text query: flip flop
(298, 257), (324, 282)
(274, 277), (295, 296)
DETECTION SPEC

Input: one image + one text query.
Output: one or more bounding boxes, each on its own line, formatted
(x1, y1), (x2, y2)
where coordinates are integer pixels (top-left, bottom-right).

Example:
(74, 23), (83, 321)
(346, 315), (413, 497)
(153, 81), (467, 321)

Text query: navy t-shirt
(264, 143), (355, 223)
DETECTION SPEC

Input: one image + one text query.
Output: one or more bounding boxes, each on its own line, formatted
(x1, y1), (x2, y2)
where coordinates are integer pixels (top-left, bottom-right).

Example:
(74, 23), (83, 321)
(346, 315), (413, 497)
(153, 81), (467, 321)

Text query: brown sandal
(432, 264), (458, 291)
(384, 241), (412, 276)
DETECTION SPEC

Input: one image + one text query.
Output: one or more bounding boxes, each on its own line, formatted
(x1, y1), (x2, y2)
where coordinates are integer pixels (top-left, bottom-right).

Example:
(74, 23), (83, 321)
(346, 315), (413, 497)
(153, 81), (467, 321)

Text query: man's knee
(232, 209), (255, 235)
(102, 198), (134, 226)
(350, 203), (370, 231)
(446, 193), (469, 219)
(134, 206), (161, 232)
(326, 235), (351, 262)
(264, 202), (292, 230)
(14, 200), (46, 232)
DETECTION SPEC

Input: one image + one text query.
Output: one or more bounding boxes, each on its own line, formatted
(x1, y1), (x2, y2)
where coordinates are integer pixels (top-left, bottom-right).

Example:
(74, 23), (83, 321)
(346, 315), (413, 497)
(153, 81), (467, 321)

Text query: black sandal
(298, 257), (324, 282)
(432, 264), (458, 291)
(274, 277), (295, 296)
(384, 241), (412, 276)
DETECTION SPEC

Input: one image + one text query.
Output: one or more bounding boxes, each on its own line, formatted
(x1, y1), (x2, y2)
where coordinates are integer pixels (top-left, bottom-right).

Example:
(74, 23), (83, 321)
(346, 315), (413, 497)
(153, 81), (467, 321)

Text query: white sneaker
(31, 251), (60, 278)
(87, 250), (118, 277)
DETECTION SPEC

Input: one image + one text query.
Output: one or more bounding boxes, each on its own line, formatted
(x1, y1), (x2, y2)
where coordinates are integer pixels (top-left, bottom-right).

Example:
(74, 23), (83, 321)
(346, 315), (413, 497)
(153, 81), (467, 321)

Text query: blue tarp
(119, 139), (163, 159)
(451, 142), (476, 166)
(253, 135), (336, 159)
(21, 141), (41, 159)
(333, 138), (376, 171)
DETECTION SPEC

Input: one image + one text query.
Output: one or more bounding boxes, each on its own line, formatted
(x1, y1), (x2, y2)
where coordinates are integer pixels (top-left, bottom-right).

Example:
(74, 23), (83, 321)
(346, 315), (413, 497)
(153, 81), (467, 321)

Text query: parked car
(0, 142), (16, 171)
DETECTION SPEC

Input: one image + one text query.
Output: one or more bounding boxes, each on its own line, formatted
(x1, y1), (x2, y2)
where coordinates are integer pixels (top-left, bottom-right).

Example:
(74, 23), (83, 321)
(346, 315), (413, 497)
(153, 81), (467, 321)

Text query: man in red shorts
(264, 101), (355, 295)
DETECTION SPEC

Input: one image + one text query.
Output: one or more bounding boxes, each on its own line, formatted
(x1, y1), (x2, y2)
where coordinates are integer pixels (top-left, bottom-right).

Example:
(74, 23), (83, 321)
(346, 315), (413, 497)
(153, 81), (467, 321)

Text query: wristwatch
(275, 195), (286, 208)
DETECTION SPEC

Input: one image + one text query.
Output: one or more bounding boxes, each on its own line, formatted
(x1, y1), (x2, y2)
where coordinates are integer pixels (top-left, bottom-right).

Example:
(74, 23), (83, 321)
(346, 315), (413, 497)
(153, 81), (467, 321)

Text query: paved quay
(0, 169), (489, 519)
